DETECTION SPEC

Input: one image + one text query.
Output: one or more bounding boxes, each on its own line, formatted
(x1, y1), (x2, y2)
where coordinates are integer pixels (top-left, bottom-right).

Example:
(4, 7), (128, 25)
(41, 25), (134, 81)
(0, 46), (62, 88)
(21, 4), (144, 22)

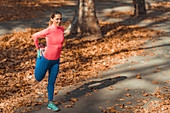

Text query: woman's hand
(40, 44), (45, 50)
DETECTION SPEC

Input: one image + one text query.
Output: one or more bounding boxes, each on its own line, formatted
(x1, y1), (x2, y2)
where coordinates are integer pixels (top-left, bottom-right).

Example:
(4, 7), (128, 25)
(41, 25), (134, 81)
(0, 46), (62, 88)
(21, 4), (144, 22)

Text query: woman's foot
(37, 49), (41, 58)
(37, 45), (45, 58)
(47, 102), (60, 112)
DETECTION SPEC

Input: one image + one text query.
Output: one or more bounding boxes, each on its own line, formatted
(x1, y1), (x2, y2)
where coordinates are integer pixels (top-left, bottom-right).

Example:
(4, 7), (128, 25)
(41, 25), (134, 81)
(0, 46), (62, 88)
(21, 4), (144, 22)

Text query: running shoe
(37, 49), (41, 58)
(47, 102), (60, 112)
(37, 44), (45, 58)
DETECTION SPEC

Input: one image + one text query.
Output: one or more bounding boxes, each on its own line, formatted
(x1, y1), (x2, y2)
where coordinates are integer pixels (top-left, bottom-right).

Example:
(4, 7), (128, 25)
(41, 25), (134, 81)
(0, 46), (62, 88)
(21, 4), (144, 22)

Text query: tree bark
(133, 0), (146, 17)
(67, 0), (103, 38)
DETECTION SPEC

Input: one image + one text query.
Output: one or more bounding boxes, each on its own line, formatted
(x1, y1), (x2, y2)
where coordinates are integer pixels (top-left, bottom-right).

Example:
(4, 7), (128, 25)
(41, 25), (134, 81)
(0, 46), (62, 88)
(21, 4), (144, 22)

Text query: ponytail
(49, 20), (53, 26)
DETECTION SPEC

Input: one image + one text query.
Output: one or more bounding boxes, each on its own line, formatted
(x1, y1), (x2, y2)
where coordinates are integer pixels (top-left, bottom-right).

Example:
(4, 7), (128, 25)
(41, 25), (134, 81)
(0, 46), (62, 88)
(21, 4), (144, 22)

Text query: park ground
(0, 0), (169, 113)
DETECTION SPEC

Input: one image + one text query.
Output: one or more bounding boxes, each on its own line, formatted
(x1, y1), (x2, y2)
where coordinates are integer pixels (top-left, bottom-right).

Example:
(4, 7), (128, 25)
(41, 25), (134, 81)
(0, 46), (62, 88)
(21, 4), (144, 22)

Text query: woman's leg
(34, 56), (49, 81)
(47, 58), (60, 102)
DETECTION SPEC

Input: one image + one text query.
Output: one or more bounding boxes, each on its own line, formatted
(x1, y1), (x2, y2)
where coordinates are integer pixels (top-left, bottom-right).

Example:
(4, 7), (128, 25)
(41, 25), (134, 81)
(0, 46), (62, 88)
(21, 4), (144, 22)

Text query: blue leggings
(35, 55), (60, 101)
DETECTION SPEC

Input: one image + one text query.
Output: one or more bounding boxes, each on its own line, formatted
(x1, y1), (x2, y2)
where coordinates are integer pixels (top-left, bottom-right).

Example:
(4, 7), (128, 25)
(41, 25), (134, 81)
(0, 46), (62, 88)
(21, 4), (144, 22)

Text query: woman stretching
(32, 11), (64, 112)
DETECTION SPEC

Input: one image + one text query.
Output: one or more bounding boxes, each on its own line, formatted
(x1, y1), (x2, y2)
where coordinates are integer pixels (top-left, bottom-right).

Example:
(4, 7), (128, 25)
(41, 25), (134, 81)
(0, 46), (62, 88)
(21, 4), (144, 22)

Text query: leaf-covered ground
(0, 21), (163, 112)
(0, 0), (76, 21)
(104, 1), (170, 23)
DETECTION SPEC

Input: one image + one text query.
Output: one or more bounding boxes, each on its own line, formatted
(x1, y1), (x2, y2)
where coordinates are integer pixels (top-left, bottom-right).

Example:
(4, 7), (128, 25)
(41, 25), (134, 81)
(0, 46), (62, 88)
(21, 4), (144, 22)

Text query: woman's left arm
(32, 28), (49, 49)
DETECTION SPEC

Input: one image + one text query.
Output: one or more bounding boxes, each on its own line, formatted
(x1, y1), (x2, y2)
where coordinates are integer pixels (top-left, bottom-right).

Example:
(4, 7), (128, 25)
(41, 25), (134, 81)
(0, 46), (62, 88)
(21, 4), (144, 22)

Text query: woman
(32, 11), (64, 112)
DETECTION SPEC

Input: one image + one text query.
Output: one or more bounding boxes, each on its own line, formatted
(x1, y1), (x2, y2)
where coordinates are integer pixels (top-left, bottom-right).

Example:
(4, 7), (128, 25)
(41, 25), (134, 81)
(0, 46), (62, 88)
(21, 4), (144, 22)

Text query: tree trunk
(133, 0), (146, 16)
(66, 0), (103, 38)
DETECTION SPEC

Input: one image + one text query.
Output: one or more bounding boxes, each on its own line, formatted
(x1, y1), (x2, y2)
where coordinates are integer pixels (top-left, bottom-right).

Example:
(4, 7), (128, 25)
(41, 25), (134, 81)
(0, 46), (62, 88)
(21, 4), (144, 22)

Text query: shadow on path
(61, 76), (127, 102)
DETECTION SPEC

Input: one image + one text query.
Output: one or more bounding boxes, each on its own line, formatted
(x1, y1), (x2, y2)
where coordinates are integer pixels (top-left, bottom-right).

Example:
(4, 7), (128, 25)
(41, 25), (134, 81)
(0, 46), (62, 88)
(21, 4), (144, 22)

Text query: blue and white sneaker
(37, 48), (45, 58)
(37, 44), (45, 58)
(37, 49), (41, 58)
(47, 102), (60, 112)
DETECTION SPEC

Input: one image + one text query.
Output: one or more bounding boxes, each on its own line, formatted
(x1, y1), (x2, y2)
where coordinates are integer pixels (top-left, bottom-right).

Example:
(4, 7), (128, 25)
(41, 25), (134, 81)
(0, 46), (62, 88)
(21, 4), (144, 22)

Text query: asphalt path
(0, 0), (169, 112)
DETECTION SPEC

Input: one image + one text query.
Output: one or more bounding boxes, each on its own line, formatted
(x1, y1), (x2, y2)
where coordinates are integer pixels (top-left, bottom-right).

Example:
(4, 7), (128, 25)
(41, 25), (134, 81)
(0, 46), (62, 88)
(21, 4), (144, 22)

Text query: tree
(65, 0), (103, 39)
(133, 0), (146, 16)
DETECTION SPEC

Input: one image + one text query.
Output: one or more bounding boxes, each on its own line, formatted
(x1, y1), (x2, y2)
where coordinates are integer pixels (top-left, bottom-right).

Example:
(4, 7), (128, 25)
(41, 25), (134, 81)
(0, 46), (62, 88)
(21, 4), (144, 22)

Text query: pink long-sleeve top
(32, 24), (64, 60)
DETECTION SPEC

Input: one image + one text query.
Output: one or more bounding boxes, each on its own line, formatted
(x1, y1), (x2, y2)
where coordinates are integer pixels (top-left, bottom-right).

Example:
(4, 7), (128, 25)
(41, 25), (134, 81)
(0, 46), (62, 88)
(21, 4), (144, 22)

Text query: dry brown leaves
(105, 11), (133, 18)
(146, 2), (170, 22)
(0, 0), (76, 21)
(0, 22), (163, 112)
(151, 2), (170, 12)
(137, 89), (170, 112)
(103, 88), (169, 113)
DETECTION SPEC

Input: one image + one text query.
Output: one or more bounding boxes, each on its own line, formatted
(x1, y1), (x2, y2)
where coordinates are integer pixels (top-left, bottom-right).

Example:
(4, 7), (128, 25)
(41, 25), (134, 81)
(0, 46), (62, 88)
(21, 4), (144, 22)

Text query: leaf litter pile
(0, 22), (164, 112)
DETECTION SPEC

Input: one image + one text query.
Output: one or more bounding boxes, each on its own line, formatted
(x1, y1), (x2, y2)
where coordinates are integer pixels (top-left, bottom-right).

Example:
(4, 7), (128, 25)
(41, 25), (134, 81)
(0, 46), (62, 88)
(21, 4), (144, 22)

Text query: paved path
(0, 0), (169, 112)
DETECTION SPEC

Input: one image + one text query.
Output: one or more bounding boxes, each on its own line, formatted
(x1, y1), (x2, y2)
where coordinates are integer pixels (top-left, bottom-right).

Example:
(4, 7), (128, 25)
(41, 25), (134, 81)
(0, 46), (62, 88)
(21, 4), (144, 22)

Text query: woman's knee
(35, 77), (43, 81)
(34, 72), (45, 81)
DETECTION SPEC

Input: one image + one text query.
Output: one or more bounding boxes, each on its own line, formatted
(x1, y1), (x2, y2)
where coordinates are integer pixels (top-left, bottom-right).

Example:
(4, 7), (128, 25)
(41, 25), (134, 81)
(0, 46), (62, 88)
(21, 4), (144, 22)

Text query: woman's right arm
(32, 28), (49, 49)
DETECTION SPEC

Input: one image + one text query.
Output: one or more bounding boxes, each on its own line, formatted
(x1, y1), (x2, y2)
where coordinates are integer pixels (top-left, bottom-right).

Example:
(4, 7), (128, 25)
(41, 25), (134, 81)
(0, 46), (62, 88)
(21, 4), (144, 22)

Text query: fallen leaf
(69, 98), (78, 102)
(65, 105), (72, 108)
(136, 76), (142, 79)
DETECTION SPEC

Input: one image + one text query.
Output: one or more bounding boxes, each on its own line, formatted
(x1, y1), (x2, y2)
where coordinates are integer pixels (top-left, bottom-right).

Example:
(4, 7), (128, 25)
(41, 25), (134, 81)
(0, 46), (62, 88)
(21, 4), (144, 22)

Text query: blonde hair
(49, 11), (62, 26)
